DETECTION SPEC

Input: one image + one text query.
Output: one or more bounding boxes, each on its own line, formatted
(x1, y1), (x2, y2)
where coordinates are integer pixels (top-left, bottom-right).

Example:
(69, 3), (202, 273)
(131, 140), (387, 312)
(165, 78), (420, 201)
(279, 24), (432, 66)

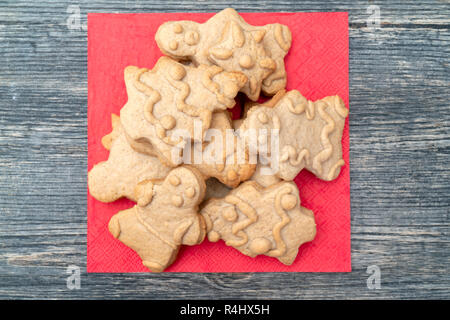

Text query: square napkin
(87, 12), (350, 272)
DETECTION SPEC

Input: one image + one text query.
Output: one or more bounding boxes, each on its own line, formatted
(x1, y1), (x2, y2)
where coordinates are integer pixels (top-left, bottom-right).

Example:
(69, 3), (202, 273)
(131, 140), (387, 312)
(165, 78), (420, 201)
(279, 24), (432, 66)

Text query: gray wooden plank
(0, 0), (449, 299)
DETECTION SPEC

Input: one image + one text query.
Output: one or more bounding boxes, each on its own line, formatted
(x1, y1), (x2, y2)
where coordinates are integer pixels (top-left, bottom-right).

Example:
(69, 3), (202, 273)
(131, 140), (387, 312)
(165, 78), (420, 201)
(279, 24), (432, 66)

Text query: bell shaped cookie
(201, 180), (316, 265)
(239, 90), (348, 181)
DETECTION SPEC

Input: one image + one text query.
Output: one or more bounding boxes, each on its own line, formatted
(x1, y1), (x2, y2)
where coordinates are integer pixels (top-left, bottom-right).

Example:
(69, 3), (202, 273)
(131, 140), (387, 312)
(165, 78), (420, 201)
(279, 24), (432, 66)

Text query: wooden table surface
(0, 0), (448, 299)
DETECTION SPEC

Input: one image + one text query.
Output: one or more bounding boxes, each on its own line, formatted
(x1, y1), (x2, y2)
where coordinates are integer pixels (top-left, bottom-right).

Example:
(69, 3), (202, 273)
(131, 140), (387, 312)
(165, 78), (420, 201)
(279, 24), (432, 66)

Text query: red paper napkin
(87, 12), (350, 272)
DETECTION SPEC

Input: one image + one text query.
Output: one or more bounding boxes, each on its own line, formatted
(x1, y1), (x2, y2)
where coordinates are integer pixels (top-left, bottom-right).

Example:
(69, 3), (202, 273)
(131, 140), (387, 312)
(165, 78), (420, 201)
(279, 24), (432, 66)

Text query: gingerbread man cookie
(201, 180), (316, 265)
(120, 56), (247, 166)
(239, 90), (348, 181)
(108, 166), (207, 272)
(156, 8), (291, 101)
(88, 114), (171, 203)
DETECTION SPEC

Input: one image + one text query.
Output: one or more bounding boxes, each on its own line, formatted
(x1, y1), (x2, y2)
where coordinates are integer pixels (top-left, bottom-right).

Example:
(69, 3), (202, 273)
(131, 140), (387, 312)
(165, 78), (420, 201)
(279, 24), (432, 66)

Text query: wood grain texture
(0, 0), (449, 299)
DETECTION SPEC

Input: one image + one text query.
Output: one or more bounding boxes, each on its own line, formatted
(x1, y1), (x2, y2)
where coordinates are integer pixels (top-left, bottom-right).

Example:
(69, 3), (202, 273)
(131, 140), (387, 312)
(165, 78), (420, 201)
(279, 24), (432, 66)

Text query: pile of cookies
(88, 8), (348, 272)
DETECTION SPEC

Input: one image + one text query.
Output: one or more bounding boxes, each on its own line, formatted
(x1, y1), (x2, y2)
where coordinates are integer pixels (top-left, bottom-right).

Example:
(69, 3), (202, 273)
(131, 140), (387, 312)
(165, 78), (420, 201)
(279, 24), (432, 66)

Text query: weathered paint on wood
(0, 0), (448, 299)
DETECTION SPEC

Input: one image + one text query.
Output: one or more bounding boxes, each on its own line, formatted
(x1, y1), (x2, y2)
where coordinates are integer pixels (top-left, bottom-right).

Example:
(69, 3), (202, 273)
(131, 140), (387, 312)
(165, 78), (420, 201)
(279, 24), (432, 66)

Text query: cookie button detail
(257, 112), (268, 124)
(281, 193), (297, 211)
(184, 30), (199, 45)
(222, 207), (237, 222)
(161, 115), (176, 130)
(169, 175), (181, 186)
(249, 237), (272, 255)
(169, 64), (186, 80)
(169, 40), (178, 51)
(173, 23), (183, 34)
(185, 186), (196, 198)
(239, 55), (254, 69)
(208, 231), (220, 242)
(171, 195), (184, 207)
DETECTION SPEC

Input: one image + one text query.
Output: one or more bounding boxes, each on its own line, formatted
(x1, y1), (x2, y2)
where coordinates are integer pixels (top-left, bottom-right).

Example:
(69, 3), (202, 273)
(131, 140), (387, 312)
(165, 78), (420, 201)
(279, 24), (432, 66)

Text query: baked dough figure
(239, 90), (348, 181)
(156, 8), (291, 101)
(201, 180), (316, 265)
(108, 166), (207, 272)
(120, 56), (247, 166)
(88, 114), (171, 202)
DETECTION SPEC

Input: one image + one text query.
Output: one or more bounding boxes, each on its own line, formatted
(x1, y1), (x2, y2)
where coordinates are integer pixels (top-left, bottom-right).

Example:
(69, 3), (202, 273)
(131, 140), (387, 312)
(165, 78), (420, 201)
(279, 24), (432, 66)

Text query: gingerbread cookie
(88, 114), (171, 203)
(156, 8), (291, 101)
(239, 90), (348, 181)
(108, 166), (206, 272)
(120, 56), (247, 166)
(201, 180), (316, 265)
